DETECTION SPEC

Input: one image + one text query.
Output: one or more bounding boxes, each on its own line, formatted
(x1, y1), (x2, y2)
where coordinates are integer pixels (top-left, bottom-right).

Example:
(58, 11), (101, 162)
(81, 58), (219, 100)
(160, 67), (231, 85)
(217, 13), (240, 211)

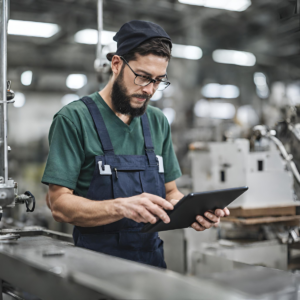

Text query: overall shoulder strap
(81, 96), (114, 155)
(141, 113), (157, 165)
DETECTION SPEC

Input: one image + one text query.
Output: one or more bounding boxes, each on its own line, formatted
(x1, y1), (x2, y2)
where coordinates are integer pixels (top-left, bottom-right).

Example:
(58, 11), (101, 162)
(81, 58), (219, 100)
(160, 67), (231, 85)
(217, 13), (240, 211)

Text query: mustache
(131, 94), (151, 101)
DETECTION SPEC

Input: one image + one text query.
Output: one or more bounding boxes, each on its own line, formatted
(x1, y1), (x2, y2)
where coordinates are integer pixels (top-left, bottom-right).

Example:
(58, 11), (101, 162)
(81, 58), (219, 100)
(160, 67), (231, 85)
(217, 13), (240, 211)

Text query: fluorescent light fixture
(178, 0), (251, 11)
(202, 83), (240, 98)
(194, 99), (236, 119)
(236, 105), (259, 127)
(254, 72), (269, 98)
(151, 91), (163, 101)
(172, 44), (202, 60)
(213, 49), (256, 66)
(162, 108), (176, 124)
(21, 70), (32, 86)
(66, 74), (87, 90)
(74, 29), (116, 45)
(287, 84), (300, 105)
(61, 94), (79, 106)
(8, 20), (60, 38)
(13, 92), (26, 108)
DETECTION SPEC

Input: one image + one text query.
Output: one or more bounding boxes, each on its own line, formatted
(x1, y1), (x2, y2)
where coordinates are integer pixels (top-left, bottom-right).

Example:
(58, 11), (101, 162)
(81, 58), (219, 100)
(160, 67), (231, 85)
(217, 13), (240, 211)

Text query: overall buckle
(156, 155), (164, 173)
(98, 161), (112, 175)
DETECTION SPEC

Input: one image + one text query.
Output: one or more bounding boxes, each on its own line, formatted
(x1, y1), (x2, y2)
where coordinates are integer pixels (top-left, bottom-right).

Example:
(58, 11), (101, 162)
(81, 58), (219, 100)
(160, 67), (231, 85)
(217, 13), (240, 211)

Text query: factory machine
(2, 0), (300, 299)
(182, 117), (300, 276)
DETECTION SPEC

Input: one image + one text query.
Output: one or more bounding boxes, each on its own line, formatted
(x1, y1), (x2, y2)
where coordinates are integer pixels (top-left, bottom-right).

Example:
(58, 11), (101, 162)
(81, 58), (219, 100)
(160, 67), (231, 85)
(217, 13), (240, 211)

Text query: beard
(111, 69), (151, 117)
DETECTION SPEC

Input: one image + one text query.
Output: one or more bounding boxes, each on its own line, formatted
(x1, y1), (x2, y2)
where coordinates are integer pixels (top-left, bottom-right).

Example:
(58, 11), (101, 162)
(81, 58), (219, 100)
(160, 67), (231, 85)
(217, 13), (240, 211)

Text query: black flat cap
(106, 20), (172, 61)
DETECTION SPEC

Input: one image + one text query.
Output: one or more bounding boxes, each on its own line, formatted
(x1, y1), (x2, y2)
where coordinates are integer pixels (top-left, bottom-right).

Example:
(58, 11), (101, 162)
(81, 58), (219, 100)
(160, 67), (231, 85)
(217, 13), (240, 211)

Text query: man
(42, 20), (230, 268)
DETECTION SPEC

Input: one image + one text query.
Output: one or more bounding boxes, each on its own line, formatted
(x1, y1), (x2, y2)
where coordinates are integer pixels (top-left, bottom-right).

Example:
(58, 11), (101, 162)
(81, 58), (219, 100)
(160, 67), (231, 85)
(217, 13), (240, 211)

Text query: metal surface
(0, 228), (248, 300)
(198, 239), (288, 270)
(159, 229), (185, 274)
(196, 253), (300, 300)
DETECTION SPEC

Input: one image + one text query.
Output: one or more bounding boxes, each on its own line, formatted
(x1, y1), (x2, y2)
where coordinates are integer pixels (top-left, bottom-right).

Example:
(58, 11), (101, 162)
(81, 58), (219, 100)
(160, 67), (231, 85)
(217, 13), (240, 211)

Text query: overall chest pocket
(111, 165), (159, 199)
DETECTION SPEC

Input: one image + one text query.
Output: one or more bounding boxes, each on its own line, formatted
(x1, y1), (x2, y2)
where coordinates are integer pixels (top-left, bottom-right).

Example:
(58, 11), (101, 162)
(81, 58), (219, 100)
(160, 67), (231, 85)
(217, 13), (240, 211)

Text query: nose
(141, 82), (155, 96)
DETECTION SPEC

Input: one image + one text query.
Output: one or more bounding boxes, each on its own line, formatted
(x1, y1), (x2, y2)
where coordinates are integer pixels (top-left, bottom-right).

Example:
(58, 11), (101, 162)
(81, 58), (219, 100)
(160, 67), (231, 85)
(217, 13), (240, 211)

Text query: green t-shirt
(42, 92), (181, 197)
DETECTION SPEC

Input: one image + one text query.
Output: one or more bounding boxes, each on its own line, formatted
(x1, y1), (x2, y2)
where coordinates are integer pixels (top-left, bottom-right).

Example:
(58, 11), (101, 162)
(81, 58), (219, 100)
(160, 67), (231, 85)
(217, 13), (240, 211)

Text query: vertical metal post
(96, 0), (103, 64)
(94, 0), (103, 73)
(0, 279), (3, 300)
(0, 0), (8, 183)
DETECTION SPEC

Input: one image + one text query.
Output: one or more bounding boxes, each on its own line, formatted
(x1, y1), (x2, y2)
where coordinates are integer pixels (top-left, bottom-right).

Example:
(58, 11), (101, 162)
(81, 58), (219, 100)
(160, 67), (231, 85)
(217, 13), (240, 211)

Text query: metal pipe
(96, 0), (103, 64)
(94, 0), (103, 72)
(0, 279), (3, 300)
(0, 0), (8, 183)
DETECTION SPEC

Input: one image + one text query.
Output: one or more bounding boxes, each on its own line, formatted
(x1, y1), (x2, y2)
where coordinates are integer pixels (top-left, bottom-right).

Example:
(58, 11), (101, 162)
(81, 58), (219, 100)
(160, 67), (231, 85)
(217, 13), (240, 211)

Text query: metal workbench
(0, 227), (250, 300)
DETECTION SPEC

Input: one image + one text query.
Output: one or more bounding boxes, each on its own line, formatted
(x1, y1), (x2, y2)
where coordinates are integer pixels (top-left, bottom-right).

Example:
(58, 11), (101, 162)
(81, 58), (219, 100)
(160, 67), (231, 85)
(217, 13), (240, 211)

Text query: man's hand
(114, 193), (174, 224)
(191, 208), (230, 231)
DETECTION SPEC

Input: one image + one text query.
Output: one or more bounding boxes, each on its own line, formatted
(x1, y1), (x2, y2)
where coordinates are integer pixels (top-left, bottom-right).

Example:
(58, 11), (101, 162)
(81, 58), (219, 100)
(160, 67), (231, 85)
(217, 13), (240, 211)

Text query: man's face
(111, 54), (168, 117)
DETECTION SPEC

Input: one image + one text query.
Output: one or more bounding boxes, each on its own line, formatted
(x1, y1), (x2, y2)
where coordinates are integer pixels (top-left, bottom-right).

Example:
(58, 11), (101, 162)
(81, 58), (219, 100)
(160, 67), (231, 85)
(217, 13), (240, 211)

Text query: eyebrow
(135, 69), (167, 78)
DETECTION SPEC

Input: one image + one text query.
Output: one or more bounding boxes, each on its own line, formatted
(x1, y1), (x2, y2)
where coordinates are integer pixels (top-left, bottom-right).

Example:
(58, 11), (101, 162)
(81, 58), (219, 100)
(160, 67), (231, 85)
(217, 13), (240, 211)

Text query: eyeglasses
(120, 56), (170, 91)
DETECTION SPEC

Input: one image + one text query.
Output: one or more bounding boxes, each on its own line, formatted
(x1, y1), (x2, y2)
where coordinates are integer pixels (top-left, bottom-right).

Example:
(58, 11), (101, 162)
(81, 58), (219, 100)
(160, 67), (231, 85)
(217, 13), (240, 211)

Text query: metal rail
(0, 0), (8, 183)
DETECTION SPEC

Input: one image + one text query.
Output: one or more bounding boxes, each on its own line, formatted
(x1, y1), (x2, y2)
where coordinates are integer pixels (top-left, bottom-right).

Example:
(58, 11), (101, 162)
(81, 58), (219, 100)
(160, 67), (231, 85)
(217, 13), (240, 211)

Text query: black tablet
(141, 186), (248, 233)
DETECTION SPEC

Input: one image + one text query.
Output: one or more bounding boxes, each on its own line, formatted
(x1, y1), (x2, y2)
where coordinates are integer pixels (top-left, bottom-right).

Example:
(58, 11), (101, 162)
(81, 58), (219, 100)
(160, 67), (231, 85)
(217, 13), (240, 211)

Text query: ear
(111, 56), (123, 76)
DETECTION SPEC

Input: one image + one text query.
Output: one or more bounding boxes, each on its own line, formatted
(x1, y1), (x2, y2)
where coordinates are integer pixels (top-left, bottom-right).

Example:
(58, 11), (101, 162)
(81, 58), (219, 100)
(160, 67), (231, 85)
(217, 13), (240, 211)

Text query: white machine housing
(190, 139), (295, 208)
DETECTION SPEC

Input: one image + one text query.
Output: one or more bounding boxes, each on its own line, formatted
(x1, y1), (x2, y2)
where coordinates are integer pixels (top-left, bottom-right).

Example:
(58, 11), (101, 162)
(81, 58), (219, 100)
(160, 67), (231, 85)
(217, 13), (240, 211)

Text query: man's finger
(191, 222), (205, 231)
(224, 207), (230, 216)
(204, 211), (219, 223)
(145, 193), (174, 210)
(137, 207), (157, 224)
(144, 201), (170, 224)
(196, 216), (213, 229)
(214, 209), (225, 218)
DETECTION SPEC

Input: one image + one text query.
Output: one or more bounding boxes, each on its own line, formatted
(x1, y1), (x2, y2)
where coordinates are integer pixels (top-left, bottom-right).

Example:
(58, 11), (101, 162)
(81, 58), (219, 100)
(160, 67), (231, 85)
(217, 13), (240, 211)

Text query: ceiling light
(254, 72), (269, 98)
(202, 83), (240, 98)
(178, 0), (251, 11)
(151, 91), (163, 101)
(74, 29), (116, 45)
(8, 20), (60, 38)
(172, 44), (202, 60)
(287, 83), (300, 105)
(21, 70), (32, 86)
(66, 74), (87, 90)
(13, 92), (26, 108)
(236, 105), (259, 127)
(61, 94), (79, 106)
(162, 108), (176, 124)
(213, 49), (256, 66)
(194, 99), (236, 119)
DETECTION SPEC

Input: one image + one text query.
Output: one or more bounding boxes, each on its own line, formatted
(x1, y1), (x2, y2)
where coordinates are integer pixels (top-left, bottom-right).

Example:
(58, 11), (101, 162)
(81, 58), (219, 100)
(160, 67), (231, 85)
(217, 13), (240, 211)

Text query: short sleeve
(41, 114), (85, 190)
(161, 118), (182, 183)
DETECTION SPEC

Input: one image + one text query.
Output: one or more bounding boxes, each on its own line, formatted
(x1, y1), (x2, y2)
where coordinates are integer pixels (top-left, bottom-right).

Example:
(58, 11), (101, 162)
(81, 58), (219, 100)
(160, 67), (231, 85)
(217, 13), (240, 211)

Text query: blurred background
(3, 0), (300, 272)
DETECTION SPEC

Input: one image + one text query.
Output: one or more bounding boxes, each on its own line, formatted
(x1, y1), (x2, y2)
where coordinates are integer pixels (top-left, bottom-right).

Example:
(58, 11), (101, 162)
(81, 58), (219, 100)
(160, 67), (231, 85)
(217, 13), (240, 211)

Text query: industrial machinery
(184, 119), (300, 276)
(0, 0), (35, 224)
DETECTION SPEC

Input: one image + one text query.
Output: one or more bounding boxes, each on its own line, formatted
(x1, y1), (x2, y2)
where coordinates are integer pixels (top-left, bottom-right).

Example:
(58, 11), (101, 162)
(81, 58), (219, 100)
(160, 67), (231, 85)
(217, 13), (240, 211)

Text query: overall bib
(73, 97), (167, 268)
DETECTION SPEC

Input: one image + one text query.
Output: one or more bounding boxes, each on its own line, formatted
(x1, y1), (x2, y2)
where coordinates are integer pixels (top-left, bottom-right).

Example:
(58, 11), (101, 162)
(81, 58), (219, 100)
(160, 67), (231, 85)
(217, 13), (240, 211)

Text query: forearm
(51, 193), (123, 227)
(165, 188), (184, 202)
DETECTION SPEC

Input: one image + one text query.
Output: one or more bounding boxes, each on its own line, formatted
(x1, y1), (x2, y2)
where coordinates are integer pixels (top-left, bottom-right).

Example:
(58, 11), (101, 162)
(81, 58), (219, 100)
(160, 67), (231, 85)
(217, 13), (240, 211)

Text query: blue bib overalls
(73, 97), (167, 268)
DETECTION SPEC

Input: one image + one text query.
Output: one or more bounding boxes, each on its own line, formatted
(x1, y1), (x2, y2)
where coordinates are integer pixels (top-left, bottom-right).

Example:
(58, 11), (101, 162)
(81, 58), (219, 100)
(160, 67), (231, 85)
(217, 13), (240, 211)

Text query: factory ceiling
(7, 0), (300, 92)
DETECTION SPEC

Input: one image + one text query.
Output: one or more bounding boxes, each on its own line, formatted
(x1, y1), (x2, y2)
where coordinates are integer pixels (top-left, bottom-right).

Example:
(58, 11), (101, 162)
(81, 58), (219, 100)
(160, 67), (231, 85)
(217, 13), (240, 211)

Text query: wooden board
(229, 205), (297, 218)
(222, 215), (300, 225)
